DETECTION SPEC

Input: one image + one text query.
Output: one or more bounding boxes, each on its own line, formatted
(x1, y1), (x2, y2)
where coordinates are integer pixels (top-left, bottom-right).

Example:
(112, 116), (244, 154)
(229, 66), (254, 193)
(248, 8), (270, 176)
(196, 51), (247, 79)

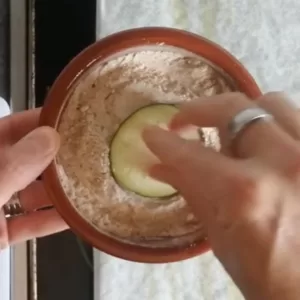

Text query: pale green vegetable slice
(110, 104), (199, 198)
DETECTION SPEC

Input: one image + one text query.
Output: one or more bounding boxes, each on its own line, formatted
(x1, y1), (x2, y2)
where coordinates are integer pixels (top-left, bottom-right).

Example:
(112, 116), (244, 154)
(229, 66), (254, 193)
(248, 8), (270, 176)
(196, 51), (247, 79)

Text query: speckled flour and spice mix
(57, 49), (236, 248)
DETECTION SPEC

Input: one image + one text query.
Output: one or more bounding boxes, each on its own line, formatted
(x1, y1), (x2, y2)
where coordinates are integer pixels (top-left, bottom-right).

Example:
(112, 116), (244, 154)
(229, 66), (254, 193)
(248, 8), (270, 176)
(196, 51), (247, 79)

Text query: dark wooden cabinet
(34, 1), (96, 299)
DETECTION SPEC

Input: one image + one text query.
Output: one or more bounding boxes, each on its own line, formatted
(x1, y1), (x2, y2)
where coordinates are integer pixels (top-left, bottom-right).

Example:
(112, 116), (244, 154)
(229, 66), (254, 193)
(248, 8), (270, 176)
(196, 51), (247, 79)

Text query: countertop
(95, 1), (300, 300)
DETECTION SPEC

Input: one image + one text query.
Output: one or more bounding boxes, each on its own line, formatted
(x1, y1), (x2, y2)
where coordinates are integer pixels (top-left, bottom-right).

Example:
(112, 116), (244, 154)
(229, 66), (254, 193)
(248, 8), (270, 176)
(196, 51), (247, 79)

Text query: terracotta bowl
(40, 27), (262, 263)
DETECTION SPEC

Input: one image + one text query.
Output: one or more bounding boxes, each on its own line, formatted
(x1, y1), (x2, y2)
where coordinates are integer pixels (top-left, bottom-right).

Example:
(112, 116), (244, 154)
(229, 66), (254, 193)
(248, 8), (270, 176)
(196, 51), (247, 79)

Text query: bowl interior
(40, 27), (262, 263)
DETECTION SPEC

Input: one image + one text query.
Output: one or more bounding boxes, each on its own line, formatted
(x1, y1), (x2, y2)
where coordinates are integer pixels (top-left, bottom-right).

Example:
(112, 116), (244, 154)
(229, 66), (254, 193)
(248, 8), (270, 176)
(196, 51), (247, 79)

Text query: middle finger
(257, 92), (300, 140)
(19, 181), (53, 212)
(170, 93), (300, 169)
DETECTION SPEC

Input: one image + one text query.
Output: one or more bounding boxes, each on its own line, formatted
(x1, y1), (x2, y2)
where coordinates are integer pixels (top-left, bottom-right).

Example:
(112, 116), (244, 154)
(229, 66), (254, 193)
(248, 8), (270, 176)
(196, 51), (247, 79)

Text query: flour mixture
(57, 48), (235, 248)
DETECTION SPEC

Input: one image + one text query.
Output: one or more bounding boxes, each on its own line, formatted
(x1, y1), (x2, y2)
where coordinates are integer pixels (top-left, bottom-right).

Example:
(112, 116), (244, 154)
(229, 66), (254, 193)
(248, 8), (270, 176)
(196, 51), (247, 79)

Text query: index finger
(142, 126), (248, 226)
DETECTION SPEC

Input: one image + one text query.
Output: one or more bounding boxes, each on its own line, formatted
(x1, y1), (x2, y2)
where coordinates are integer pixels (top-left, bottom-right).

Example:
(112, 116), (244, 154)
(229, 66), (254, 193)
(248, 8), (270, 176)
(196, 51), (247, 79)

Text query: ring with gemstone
(3, 192), (25, 218)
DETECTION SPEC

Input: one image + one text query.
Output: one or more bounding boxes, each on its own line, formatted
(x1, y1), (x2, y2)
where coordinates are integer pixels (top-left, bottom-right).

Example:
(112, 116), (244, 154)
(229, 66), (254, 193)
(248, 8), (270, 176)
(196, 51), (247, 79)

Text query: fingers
(257, 92), (300, 140)
(143, 125), (232, 172)
(170, 93), (257, 154)
(19, 181), (53, 212)
(170, 93), (254, 130)
(143, 126), (245, 224)
(0, 126), (60, 205)
(1, 179), (66, 248)
(231, 93), (300, 172)
(169, 93), (300, 167)
(7, 209), (68, 245)
(0, 108), (41, 145)
(143, 125), (285, 243)
(149, 164), (180, 187)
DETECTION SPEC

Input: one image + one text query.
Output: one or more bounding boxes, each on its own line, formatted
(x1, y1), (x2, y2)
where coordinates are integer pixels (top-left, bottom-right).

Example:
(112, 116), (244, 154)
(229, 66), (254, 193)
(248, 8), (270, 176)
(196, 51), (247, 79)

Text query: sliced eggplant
(110, 104), (200, 198)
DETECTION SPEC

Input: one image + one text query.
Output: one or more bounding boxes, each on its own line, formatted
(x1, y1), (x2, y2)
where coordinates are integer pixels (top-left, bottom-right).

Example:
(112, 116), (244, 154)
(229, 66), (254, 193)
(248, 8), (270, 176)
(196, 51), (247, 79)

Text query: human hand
(143, 92), (300, 300)
(0, 108), (68, 249)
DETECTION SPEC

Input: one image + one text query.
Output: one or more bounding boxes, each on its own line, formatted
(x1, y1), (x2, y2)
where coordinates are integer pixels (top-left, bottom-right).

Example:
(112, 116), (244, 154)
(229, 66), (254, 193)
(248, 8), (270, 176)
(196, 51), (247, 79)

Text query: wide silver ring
(3, 192), (25, 218)
(228, 107), (274, 142)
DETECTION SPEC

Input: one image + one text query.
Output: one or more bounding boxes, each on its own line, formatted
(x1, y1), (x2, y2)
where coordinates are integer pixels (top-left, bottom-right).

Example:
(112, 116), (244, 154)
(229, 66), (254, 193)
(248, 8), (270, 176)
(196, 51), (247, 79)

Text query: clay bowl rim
(40, 27), (262, 263)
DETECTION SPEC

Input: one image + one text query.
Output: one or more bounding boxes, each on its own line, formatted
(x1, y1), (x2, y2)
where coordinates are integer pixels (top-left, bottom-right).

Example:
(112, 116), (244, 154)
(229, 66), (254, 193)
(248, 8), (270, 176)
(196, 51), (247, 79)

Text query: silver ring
(228, 107), (274, 142)
(3, 192), (25, 218)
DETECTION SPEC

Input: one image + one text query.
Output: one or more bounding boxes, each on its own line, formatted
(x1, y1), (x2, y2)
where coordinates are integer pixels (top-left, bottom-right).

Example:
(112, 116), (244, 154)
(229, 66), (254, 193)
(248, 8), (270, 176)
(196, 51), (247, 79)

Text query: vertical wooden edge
(10, 1), (28, 300)
(27, 1), (37, 299)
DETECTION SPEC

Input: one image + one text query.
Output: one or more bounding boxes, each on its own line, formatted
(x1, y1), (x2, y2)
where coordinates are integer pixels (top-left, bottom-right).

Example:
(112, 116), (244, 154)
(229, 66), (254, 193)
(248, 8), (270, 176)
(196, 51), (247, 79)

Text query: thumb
(0, 126), (60, 205)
